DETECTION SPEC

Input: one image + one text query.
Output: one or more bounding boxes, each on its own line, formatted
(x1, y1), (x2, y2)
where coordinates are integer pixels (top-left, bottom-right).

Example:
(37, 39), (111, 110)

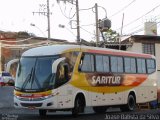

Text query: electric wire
(124, 20), (160, 35)
(122, 14), (160, 34)
(109, 0), (136, 18)
(115, 3), (160, 31)
(58, 3), (76, 19)
(79, 6), (94, 11)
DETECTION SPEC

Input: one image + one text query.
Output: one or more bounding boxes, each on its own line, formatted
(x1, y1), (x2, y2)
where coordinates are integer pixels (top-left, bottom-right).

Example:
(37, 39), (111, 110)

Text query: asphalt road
(0, 86), (14, 108)
(1, 86), (160, 120)
(0, 107), (160, 120)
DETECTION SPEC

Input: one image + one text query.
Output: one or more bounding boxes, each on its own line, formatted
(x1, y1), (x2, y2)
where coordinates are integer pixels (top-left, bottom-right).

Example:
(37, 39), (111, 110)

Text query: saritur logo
(90, 75), (121, 86)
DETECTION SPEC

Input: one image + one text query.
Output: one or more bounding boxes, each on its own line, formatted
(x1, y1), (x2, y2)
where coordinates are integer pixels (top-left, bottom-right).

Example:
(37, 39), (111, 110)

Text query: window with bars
(142, 43), (155, 55)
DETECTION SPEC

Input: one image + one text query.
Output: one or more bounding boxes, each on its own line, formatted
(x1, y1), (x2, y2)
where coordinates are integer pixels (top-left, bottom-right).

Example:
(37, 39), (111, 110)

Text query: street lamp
(58, 24), (76, 38)
(30, 23), (46, 37)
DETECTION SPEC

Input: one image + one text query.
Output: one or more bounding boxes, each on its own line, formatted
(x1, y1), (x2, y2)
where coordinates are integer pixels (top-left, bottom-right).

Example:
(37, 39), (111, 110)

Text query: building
(0, 31), (68, 76)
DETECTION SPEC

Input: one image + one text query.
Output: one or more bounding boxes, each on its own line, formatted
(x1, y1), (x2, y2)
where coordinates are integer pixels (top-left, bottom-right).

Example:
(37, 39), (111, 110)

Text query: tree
(102, 29), (119, 42)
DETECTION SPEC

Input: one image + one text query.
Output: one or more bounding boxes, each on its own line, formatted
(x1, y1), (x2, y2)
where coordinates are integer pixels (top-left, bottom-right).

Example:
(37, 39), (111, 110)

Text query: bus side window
(137, 58), (146, 73)
(55, 62), (70, 87)
(78, 54), (84, 71)
(79, 54), (94, 72)
(147, 59), (156, 73)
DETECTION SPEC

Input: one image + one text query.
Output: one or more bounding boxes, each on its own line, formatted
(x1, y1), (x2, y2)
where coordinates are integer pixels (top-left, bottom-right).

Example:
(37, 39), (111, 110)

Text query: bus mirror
(6, 59), (19, 72)
(52, 57), (65, 73)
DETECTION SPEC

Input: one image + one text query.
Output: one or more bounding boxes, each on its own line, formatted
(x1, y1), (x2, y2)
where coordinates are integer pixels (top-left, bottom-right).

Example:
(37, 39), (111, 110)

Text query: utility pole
(95, 3), (99, 46)
(33, 0), (51, 39)
(76, 0), (80, 43)
(119, 13), (124, 50)
(57, 0), (80, 43)
(47, 0), (51, 39)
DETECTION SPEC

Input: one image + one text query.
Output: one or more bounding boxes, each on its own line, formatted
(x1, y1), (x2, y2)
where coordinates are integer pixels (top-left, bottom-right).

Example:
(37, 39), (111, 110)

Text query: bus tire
(39, 109), (47, 116)
(93, 106), (107, 114)
(121, 94), (136, 112)
(72, 96), (85, 117)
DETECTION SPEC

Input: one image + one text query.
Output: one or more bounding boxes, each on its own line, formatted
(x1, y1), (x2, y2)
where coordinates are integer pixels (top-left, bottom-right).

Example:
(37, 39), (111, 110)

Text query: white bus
(14, 44), (157, 116)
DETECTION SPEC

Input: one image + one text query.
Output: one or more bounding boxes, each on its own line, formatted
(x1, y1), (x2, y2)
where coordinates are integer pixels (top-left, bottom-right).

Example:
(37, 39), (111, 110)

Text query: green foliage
(104, 29), (119, 42)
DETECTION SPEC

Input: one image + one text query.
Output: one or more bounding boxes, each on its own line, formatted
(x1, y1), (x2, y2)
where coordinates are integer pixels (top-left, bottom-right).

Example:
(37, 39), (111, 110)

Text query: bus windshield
(15, 56), (59, 92)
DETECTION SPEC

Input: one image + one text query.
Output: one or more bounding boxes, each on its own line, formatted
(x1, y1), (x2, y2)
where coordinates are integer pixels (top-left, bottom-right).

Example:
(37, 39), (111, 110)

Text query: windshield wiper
(30, 68), (42, 90)
(21, 68), (33, 90)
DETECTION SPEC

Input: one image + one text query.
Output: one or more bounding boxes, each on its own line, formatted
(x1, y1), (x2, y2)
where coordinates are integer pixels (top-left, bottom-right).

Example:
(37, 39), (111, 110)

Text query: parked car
(0, 71), (15, 86)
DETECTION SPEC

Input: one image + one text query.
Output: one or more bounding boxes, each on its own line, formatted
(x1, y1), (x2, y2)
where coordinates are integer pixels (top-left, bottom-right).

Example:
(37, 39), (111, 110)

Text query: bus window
(95, 55), (103, 72)
(124, 57), (136, 73)
(95, 55), (110, 73)
(81, 54), (94, 72)
(55, 62), (69, 87)
(137, 58), (146, 73)
(147, 59), (156, 73)
(62, 51), (79, 73)
(111, 56), (123, 73)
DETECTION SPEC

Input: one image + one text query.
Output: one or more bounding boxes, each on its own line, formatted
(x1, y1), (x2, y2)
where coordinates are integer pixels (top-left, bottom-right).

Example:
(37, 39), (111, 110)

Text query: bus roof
(22, 45), (79, 56)
(22, 44), (154, 58)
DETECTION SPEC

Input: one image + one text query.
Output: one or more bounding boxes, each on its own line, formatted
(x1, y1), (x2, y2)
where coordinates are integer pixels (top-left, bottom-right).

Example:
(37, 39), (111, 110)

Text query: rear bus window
(147, 59), (156, 73)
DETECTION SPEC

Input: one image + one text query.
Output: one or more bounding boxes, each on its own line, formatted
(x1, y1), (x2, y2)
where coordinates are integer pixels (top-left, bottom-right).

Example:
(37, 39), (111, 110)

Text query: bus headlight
(44, 94), (54, 99)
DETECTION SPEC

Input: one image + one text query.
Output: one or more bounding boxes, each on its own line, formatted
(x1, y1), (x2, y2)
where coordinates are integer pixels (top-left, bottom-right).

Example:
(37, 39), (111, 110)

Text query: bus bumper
(14, 96), (58, 109)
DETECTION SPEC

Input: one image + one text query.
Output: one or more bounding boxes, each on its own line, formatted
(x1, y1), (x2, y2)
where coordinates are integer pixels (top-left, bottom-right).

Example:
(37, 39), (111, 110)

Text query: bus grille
(19, 97), (45, 101)
(21, 103), (42, 107)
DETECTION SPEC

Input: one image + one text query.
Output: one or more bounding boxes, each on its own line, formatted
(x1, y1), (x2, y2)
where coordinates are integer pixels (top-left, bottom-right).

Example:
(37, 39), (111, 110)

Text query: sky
(0, 0), (160, 42)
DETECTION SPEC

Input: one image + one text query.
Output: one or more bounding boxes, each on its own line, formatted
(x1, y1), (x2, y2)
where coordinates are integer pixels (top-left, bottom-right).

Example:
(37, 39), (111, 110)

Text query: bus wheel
(93, 106), (107, 114)
(121, 94), (136, 112)
(39, 109), (47, 116)
(72, 97), (84, 117)
(127, 94), (136, 111)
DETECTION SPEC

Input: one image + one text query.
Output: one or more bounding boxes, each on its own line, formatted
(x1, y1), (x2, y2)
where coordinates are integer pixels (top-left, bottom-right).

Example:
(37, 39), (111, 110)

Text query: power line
(124, 14), (160, 34)
(79, 6), (94, 11)
(115, 3), (160, 31)
(80, 23), (95, 27)
(122, 14), (160, 34)
(58, 3), (76, 19)
(125, 21), (160, 35)
(80, 26), (104, 38)
(109, 0), (136, 18)
(69, 3), (76, 19)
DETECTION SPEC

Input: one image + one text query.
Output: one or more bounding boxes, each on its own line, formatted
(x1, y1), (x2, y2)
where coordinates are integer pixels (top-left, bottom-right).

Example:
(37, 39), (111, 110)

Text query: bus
(14, 44), (157, 116)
